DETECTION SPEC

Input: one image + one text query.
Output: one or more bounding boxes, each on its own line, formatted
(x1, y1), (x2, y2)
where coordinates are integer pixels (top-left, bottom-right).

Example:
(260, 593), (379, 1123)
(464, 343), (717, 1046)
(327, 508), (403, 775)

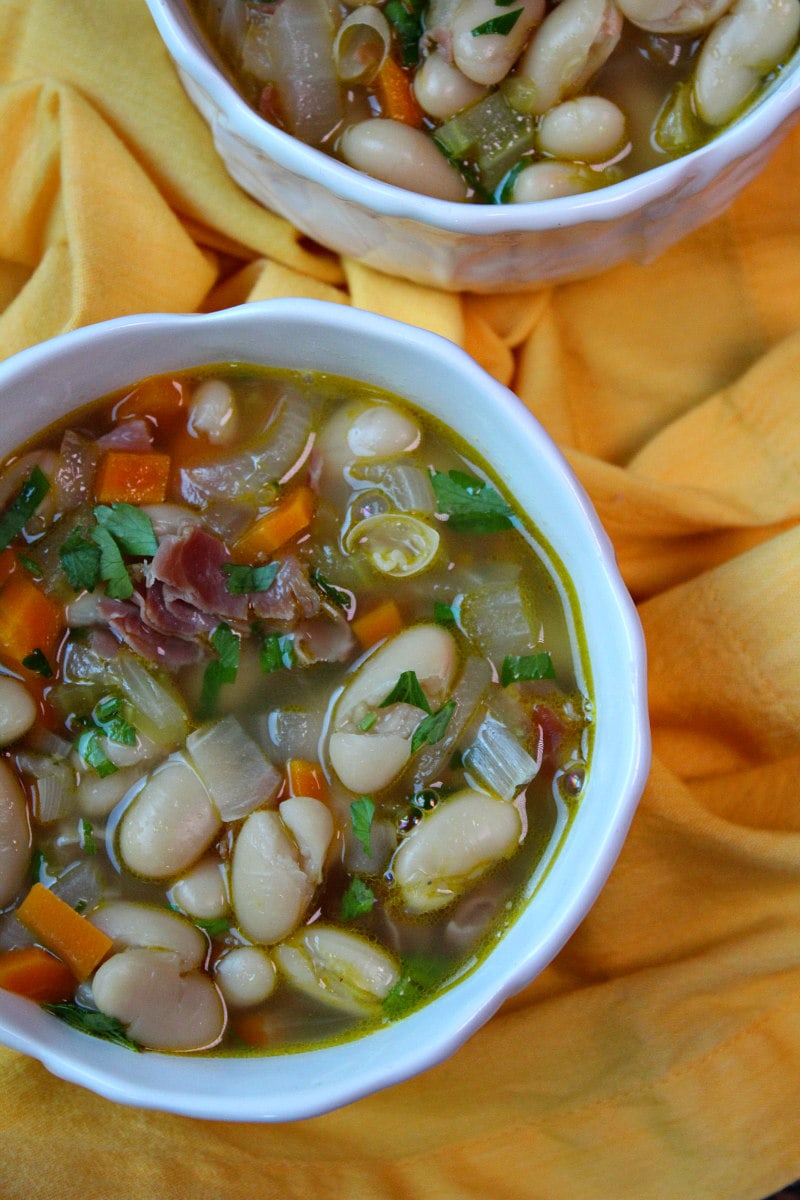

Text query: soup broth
(0, 365), (592, 1055)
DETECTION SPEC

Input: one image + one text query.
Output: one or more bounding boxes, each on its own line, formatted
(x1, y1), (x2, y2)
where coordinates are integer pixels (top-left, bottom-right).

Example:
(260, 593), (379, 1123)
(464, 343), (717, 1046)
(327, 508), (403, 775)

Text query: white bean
(693, 0), (800, 125)
(77, 764), (143, 819)
(231, 810), (314, 944)
(278, 796), (335, 883)
(0, 760), (30, 908)
(0, 677), (37, 747)
(615, 0), (732, 33)
(91, 948), (225, 1052)
(340, 119), (469, 201)
(537, 96), (627, 162)
(509, 160), (597, 202)
(451, 0), (545, 85)
(413, 49), (489, 119)
(88, 900), (207, 970)
(215, 946), (277, 1008)
(188, 378), (239, 445)
(273, 925), (399, 1015)
(518, 0), (623, 114)
(329, 729), (414, 793)
(118, 754), (221, 879)
(169, 855), (229, 920)
(392, 788), (522, 913)
(346, 403), (420, 458)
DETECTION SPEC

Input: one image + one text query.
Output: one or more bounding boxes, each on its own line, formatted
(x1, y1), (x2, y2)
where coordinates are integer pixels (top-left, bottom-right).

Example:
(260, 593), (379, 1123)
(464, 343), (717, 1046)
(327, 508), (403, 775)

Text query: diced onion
(51, 859), (106, 913)
(186, 715), (282, 821)
(14, 752), (76, 823)
(462, 714), (539, 801)
(114, 652), (189, 749)
(266, 0), (344, 147)
(334, 7), (390, 84)
(348, 461), (436, 514)
(460, 582), (538, 664)
(261, 708), (326, 763)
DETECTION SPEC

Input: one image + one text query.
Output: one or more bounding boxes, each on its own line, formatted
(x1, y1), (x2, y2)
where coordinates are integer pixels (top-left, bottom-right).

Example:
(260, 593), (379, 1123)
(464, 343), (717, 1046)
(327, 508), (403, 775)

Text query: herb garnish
(259, 632), (295, 673)
(199, 622), (240, 719)
(93, 694), (137, 746)
(430, 469), (513, 533)
(76, 728), (117, 778)
(60, 527), (103, 592)
(379, 669), (431, 714)
(93, 503), (157, 557)
(0, 466), (49, 551)
(500, 652), (555, 686)
(471, 7), (523, 35)
(44, 1002), (140, 1051)
(341, 876), (376, 920)
(311, 568), (350, 609)
(384, 0), (425, 65)
(79, 818), (97, 856)
(90, 524), (134, 600)
(194, 917), (230, 938)
(433, 600), (456, 628)
(350, 796), (375, 856)
(21, 648), (53, 678)
(383, 953), (451, 1018)
(411, 699), (456, 754)
(222, 561), (280, 595)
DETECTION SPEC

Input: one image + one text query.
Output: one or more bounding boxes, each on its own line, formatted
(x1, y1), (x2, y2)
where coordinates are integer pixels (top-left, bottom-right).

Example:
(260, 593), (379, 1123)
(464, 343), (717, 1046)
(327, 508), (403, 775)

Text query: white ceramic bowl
(0, 300), (650, 1120)
(144, 0), (800, 293)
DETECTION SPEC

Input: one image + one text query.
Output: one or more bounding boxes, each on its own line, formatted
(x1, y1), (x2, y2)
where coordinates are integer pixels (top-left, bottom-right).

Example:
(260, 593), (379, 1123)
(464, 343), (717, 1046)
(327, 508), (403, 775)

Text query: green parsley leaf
(411, 699), (456, 755)
(383, 953), (451, 1018)
(222, 561), (280, 595)
(17, 553), (42, 577)
(500, 652), (556, 686)
(79, 818), (97, 856)
(91, 695), (137, 744)
(471, 7), (522, 34)
(59, 527), (102, 593)
(91, 525), (133, 600)
(193, 917), (230, 937)
(311, 568), (350, 609)
(379, 670), (432, 714)
(93, 503), (157, 557)
(357, 711), (377, 732)
(76, 729), (118, 778)
(341, 876), (376, 921)
(350, 795), (375, 856)
(384, 0), (424, 65)
(259, 632), (295, 673)
(430, 469), (513, 533)
(0, 466), (50, 551)
(199, 623), (240, 719)
(21, 648), (53, 678)
(30, 848), (49, 884)
(433, 600), (456, 628)
(43, 1003), (140, 1051)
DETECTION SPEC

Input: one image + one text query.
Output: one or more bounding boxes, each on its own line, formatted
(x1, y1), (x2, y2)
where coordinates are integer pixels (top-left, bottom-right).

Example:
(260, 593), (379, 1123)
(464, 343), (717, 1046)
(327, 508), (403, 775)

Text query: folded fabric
(0, 3), (799, 1199)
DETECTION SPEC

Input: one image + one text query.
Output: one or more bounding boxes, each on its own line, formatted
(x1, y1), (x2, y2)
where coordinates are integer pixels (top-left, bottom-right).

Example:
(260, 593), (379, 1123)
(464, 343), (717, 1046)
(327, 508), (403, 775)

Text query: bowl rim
(144, 0), (800, 236)
(0, 300), (651, 1121)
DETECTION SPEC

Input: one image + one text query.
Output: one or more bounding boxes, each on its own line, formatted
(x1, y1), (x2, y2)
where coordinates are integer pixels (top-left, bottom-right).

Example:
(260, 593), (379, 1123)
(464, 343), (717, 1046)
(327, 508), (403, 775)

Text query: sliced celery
(434, 93), (536, 193)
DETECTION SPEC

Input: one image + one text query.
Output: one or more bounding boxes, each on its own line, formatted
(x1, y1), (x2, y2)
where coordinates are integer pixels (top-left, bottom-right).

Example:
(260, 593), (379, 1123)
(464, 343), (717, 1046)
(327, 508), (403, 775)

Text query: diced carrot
(376, 55), (424, 128)
(234, 486), (316, 561)
(352, 598), (404, 649)
(286, 758), (329, 803)
(0, 574), (63, 667)
(231, 1009), (272, 1048)
(0, 547), (17, 589)
(16, 884), (113, 982)
(0, 946), (76, 1004)
(114, 374), (186, 428)
(94, 450), (171, 504)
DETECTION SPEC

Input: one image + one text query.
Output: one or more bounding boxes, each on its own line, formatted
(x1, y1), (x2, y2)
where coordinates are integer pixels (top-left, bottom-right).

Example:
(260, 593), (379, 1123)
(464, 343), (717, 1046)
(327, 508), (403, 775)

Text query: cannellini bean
(509, 160), (598, 202)
(215, 946), (277, 1008)
(77, 765), (143, 819)
(537, 96), (627, 162)
(0, 677), (37, 747)
(88, 900), (207, 970)
(188, 379), (240, 445)
(231, 810), (314, 944)
(169, 855), (229, 920)
(91, 948), (225, 1052)
(340, 119), (469, 201)
(118, 754), (221, 879)
(451, 0), (545, 86)
(346, 403), (420, 458)
(413, 49), (489, 119)
(392, 788), (522, 913)
(274, 925), (399, 1015)
(278, 796), (335, 883)
(329, 729), (414, 793)
(693, 0), (800, 125)
(615, 0), (732, 32)
(0, 760), (30, 908)
(518, 0), (623, 114)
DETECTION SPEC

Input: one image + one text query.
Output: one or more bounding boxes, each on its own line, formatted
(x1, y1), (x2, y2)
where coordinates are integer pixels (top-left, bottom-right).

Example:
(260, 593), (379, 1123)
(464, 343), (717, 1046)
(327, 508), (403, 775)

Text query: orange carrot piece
(16, 884), (113, 982)
(0, 946), (76, 1003)
(231, 1010), (272, 1048)
(286, 758), (329, 803)
(0, 547), (17, 589)
(376, 56), (424, 128)
(0, 574), (63, 666)
(234, 486), (316, 561)
(352, 598), (404, 649)
(94, 450), (171, 505)
(115, 374), (186, 426)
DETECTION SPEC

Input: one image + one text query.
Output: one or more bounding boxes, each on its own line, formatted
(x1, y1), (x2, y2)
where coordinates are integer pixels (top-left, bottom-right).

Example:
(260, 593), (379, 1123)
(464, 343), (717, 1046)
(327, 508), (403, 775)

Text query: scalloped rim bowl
(144, 0), (800, 291)
(0, 300), (650, 1120)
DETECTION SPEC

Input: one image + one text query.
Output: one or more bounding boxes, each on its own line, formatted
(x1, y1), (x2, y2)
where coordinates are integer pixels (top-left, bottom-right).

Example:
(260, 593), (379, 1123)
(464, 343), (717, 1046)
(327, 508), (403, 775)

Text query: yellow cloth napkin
(1, 3), (800, 1198)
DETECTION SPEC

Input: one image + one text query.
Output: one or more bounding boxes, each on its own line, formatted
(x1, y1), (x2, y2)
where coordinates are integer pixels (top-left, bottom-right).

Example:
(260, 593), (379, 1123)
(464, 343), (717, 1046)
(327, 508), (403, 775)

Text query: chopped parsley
(193, 916), (230, 938)
(433, 599), (456, 628)
(500, 652), (555, 686)
(350, 795), (375, 856)
(198, 622), (240, 719)
(341, 876), (376, 921)
(59, 527), (102, 592)
(259, 632), (295, 673)
(430, 469), (513, 533)
(411, 699), (456, 754)
(76, 728), (117, 778)
(21, 648), (53, 678)
(222, 561), (280, 595)
(79, 818), (97, 856)
(379, 669), (431, 714)
(311, 568), (350, 609)
(471, 7), (523, 34)
(93, 503), (157, 557)
(44, 1002), (140, 1051)
(92, 694), (137, 746)
(90, 524), (133, 600)
(384, 0), (424, 65)
(0, 466), (50, 551)
(383, 953), (452, 1018)
(17, 553), (42, 578)
(357, 711), (377, 732)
